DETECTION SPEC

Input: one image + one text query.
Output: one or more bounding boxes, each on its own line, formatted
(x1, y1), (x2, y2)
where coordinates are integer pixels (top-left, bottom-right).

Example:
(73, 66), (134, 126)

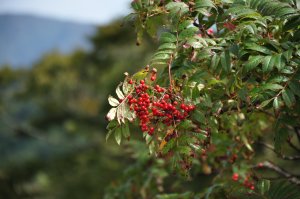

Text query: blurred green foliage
(0, 20), (155, 198)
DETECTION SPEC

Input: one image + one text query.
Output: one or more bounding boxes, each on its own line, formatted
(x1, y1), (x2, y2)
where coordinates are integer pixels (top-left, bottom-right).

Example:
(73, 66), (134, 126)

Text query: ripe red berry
(232, 173), (239, 181)
(163, 94), (170, 99)
(180, 104), (186, 109)
(140, 80), (145, 84)
(128, 79), (133, 84)
(150, 75), (156, 81)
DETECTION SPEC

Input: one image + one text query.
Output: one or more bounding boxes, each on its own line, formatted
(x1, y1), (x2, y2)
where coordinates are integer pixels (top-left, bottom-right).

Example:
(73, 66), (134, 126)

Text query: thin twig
(253, 161), (300, 186)
(259, 142), (300, 160)
(168, 54), (174, 91)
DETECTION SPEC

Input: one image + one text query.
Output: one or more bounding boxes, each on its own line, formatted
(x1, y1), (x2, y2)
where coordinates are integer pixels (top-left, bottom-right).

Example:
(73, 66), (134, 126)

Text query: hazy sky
(0, 0), (132, 24)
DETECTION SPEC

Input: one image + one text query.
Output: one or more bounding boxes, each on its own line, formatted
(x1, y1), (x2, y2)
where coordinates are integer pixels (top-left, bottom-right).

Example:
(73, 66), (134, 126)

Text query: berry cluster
(243, 177), (255, 190)
(126, 69), (195, 136)
(232, 173), (255, 190)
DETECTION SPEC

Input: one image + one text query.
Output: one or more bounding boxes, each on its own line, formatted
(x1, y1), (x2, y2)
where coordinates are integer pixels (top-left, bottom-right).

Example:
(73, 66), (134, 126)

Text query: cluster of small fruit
(232, 173), (255, 190)
(126, 70), (195, 136)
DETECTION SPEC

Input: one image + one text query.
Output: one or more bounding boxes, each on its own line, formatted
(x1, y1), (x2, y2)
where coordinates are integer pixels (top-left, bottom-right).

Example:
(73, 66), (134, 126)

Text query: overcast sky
(0, 0), (132, 24)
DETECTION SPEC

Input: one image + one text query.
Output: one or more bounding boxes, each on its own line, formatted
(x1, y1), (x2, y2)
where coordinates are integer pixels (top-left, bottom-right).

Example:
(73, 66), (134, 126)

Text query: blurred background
(0, 0), (156, 198)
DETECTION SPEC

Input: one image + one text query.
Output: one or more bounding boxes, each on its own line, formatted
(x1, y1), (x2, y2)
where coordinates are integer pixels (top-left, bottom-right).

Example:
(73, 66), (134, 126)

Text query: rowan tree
(105, 0), (300, 198)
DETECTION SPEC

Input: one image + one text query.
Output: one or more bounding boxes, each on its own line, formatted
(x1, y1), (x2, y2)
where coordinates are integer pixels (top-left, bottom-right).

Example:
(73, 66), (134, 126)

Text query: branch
(254, 161), (300, 186)
(287, 138), (300, 153)
(259, 142), (300, 160)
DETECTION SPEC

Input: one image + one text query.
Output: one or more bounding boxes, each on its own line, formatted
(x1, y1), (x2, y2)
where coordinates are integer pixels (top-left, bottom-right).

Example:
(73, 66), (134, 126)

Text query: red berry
(250, 185), (255, 190)
(128, 79), (133, 84)
(232, 173), (239, 181)
(180, 104), (186, 109)
(140, 80), (145, 84)
(150, 75), (156, 81)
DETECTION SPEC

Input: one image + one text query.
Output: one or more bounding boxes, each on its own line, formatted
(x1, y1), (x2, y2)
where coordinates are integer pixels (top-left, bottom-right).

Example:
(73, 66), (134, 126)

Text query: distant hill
(0, 14), (96, 67)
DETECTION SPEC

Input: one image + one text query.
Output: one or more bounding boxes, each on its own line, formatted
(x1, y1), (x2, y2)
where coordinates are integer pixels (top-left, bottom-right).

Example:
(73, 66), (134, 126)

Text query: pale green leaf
(106, 108), (117, 121)
(273, 97), (280, 110)
(108, 96), (119, 106)
(114, 127), (122, 145)
(116, 85), (125, 99)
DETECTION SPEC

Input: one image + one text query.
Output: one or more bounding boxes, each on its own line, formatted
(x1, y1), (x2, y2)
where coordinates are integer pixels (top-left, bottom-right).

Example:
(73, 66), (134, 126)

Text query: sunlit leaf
(108, 96), (119, 106)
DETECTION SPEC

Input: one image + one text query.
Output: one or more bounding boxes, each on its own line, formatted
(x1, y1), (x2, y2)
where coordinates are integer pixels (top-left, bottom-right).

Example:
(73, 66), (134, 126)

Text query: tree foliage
(106, 0), (300, 198)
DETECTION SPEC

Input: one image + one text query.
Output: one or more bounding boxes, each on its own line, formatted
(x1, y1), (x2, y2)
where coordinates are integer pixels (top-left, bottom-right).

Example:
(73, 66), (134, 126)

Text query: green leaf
(152, 53), (171, 60)
(211, 53), (220, 71)
(221, 50), (231, 73)
(195, 8), (211, 16)
(258, 98), (272, 108)
(266, 180), (300, 199)
(192, 132), (207, 140)
(192, 110), (206, 124)
(195, 0), (216, 9)
(282, 89), (295, 108)
(284, 14), (300, 31)
(258, 179), (271, 195)
(121, 123), (130, 138)
(178, 120), (196, 130)
(274, 54), (285, 71)
(114, 127), (122, 145)
(178, 27), (198, 41)
(153, 50), (174, 56)
(288, 81), (300, 97)
(158, 43), (177, 50)
(106, 129), (115, 142)
(178, 20), (193, 31)
(245, 43), (272, 55)
(186, 39), (202, 49)
(262, 55), (275, 72)
(273, 96), (280, 110)
(108, 96), (119, 106)
(262, 83), (283, 90)
(160, 32), (177, 43)
(106, 120), (118, 130)
(282, 50), (293, 61)
(131, 0), (142, 11)
(165, 2), (189, 15)
(244, 55), (264, 71)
